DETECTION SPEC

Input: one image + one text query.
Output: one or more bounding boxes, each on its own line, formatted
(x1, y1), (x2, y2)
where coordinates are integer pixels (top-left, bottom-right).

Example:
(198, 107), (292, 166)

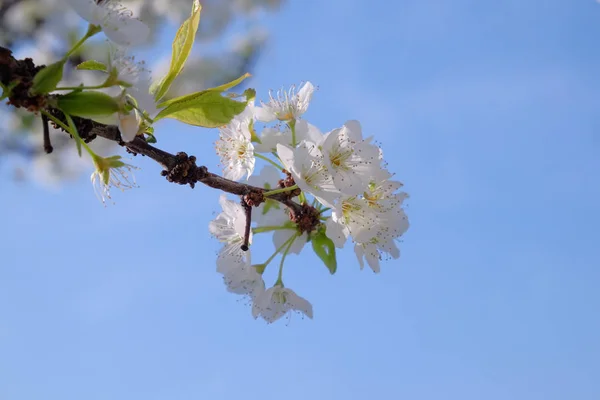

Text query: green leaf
(154, 90), (247, 128)
(157, 72), (251, 108)
(63, 113), (82, 157)
(0, 81), (17, 100)
(145, 127), (157, 143)
(311, 229), (337, 275)
(57, 91), (120, 118)
(211, 72), (252, 94)
(30, 60), (65, 94)
(76, 60), (107, 72)
(150, 0), (201, 101)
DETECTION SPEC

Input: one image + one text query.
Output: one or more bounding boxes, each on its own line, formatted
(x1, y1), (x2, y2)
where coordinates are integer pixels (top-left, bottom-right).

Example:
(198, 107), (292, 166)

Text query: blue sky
(2, 0), (600, 399)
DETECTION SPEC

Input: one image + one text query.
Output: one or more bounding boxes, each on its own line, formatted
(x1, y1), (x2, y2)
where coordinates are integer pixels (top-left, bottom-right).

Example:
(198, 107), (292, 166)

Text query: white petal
(218, 194), (238, 217)
(254, 106), (276, 122)
(65, 0), (103, 24)
(103, 17), (150, 47)
(325, 218), (348, 248)
(286, 289), (313, 319)
(295, 120), (323, 145)
(321, 126), (341, 155)
(342, 120), (363, 141)
(366, 251), (381, 273)
(354, 244), (366, 270)
(332, 168), (367, 196)
(276, 143), (295, 171)
(253, 128), (283, 153)
(296, 81), (315, 115)
(118, 111), (140, 143)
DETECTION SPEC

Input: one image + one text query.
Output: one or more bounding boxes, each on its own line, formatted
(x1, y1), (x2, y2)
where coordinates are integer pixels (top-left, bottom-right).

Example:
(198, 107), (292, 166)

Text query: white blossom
(253, 120), (323, 153)
(276, 141), (340, 208)
(252, 284), (313, 323)
(325, 196), (378, 247)
(108, 47), (149, 86)
(215, 111), (255, 181)
(209, 194), (250, 256)
(324, 176), (410, 271)
(90, 155), (138, 205)
(254, 81), (315, 122)
(363, 178), (409, 217)
(216, 250), (265, 299)
(321, 120), (385, 196)
(354, 231), (401, 273)
(65, 0), (150, 46)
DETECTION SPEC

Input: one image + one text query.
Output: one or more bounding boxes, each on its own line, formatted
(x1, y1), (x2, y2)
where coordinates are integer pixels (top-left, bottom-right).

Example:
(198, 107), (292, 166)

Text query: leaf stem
(288, 119), (297, 147)
(255, 153), (284, 170)
(40, 110), (69, 132)
(252, 225), (295, 234)
(260, 233), (298, 274)
(275, 232), (299, 286)
(263, 184), (298, 197)
(64, 24), (100, 59)
(54, 84), (109, 91)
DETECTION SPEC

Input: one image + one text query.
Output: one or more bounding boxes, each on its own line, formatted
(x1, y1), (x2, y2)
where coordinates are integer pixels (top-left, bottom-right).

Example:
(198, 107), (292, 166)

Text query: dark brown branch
(41, 114), (53, 153)
(240, 199), (252, 251)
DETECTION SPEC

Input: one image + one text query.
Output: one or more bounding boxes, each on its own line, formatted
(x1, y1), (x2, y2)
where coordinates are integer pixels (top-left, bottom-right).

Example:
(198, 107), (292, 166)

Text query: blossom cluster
(43, 1), (409, 323)
(211, 82), (410, 323)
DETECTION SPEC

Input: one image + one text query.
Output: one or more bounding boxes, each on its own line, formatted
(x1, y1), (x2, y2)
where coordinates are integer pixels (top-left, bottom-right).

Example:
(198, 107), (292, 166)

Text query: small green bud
(244, 88), (256, 102)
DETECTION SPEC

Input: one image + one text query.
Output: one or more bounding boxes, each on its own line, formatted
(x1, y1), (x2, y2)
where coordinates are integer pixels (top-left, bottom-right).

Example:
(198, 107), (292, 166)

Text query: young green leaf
(145, 127), (157, 143)
(154, 90), (247, 128)
(30, 60), (65, 94)
(57, 91), (120, 118)
(311, 229), (338, 275)
(63, 113), (82, 157)
(209, 72), (251, 94)
(0, 81), (17, 100)
(157, 72), (251, 108)
(150, 0), (201, 101)
(76, 60), (108, 72)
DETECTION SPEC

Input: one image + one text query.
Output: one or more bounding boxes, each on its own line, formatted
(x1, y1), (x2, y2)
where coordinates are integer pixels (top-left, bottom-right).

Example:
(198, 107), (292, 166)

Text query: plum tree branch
(0, 44), (305, 217)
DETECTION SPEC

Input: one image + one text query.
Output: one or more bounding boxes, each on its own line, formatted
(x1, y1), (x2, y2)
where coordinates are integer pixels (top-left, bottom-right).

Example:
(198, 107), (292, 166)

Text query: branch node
(243, 190), (265, 208)
(278, 171), (301, 198)
(161, 151), (199, 188)
(289, 203), (321, 234)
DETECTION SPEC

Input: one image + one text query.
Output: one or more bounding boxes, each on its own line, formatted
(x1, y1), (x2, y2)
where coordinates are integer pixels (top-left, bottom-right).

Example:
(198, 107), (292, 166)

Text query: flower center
(329, 148), (353, 169)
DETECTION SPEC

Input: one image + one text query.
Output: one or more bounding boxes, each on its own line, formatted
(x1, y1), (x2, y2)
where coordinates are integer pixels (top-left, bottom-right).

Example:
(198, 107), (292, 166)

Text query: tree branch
(0, 44), (305, 217)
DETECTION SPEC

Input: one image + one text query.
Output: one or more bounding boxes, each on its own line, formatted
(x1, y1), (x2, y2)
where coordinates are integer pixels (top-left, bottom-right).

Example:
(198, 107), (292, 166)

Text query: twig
(241, 198), (252, 251)
(41, 114), (53, 153)
(0, 44), (307, 220)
